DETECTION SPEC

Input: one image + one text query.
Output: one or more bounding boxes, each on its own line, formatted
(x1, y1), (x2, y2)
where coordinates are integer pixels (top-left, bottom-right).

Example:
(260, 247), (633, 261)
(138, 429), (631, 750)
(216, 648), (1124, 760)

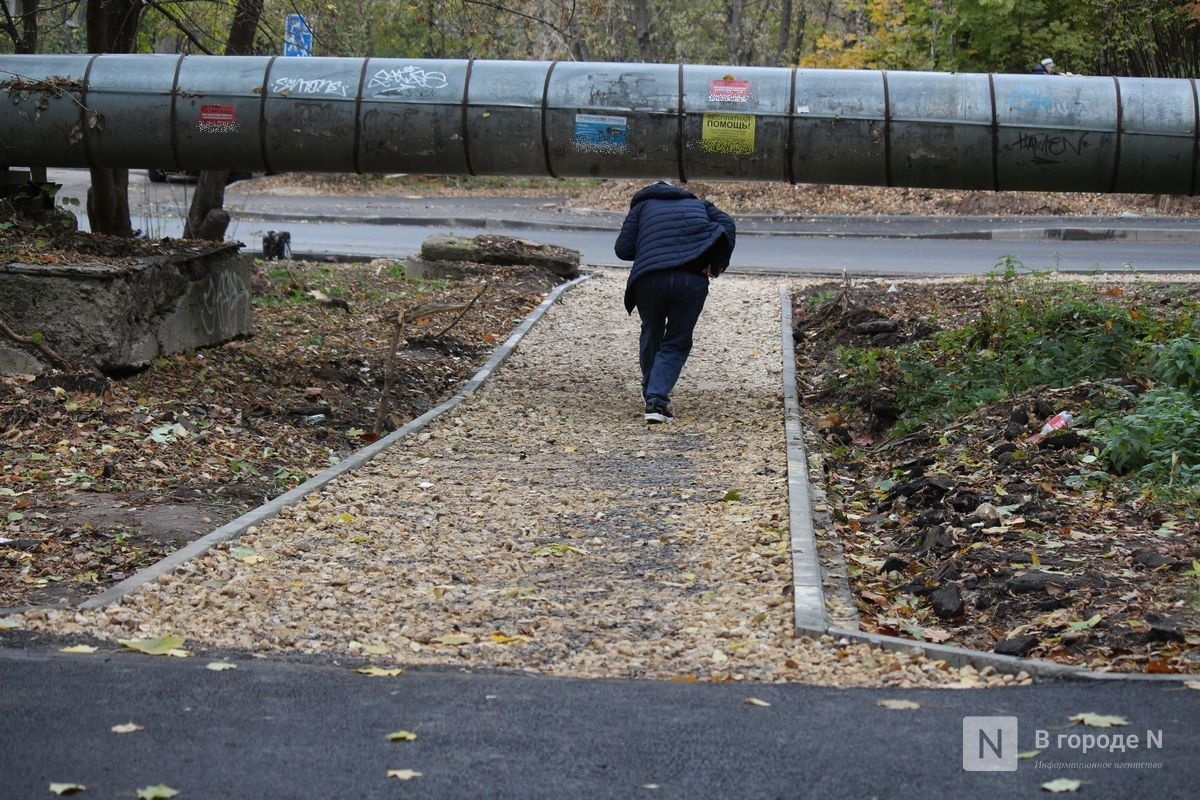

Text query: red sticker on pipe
(708, 78), (751, 103)
(198, 104), (239, 133)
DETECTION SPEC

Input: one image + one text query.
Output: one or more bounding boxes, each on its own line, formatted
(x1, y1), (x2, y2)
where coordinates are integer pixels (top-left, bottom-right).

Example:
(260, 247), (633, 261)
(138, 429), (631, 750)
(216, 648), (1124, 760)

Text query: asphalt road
(2, 646), (1198, 799)
(227, 220), (1200, 274)
(45, 169), (1200, 274)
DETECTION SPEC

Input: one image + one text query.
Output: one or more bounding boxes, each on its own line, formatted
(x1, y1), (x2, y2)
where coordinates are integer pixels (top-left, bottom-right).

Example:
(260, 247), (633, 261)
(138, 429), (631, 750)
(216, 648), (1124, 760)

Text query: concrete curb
(777, 282), (1197, 684)
(778, 284), (826, 633)
(0, 272), (591, 615)
(989, 227), (1200, 244)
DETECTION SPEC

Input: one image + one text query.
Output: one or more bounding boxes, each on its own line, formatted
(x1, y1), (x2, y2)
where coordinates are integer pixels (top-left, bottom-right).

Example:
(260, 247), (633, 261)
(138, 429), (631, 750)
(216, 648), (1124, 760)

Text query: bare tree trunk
(21, 0), (38, 53)
(792, 2), (810, 64)
(1, 0), (39, 53)
(775, 0), (793, 66)
(567, 14), (590, 61)
(183, 0), (263, 241)
(726, 0), (742, 64)
(633, 0), (654, 61)
(86, 166), (133, 237)
(86, 0), (141, 236)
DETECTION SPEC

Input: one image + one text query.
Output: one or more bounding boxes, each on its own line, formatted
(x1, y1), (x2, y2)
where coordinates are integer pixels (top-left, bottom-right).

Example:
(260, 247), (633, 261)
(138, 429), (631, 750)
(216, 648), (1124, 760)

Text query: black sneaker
(645, 404), (673, 424)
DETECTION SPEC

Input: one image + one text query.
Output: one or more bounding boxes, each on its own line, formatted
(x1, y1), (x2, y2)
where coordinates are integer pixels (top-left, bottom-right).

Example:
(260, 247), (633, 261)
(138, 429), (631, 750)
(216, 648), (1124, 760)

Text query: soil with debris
(243, 173), (1200, 218)
(792, 277), (1200, 674)
(1, 256), (560, 610)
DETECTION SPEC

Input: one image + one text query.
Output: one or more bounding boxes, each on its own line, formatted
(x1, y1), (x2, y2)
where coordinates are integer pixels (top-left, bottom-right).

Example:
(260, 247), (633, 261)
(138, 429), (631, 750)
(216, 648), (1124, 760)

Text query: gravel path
(20, 270), (1025, 687)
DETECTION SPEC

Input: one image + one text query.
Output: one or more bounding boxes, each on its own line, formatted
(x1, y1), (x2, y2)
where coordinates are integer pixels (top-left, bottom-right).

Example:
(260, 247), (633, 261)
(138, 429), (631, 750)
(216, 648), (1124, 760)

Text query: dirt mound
(241, 173), (1200, 218)
(793, 277), (1200, 673)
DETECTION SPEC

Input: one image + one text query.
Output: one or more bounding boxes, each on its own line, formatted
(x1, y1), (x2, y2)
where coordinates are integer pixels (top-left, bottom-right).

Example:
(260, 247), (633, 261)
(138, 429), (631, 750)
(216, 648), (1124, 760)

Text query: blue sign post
(284, 14), (312, 57)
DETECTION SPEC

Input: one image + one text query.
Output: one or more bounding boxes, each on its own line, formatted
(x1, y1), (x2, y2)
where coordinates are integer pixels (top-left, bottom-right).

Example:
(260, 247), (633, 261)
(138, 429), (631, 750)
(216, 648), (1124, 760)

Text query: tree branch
(0, 316), (75, 372)
(143, 0), (215, 54)
(462, 0), (571, 41)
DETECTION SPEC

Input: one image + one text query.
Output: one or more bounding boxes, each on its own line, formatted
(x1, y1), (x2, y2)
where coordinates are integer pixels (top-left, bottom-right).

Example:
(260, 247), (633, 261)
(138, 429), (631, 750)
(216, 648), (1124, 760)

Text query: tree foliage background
(3, 1), (1198, 234)
(5, 1), (1200, 76)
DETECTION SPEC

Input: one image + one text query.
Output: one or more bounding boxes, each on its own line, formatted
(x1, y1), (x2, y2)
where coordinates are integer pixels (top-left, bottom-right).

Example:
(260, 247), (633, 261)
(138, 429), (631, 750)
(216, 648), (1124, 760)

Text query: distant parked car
(146, 169), (254, 184)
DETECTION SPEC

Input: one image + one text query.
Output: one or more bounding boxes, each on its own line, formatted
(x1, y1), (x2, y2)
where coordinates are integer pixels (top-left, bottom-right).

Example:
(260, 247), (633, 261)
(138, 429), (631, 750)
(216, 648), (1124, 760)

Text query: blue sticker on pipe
(573, 113), (628, 153)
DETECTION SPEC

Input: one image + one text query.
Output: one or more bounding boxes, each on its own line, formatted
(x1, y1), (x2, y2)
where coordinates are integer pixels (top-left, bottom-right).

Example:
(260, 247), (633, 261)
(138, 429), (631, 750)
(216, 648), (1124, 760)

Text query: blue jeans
(633, 269), (709, 408)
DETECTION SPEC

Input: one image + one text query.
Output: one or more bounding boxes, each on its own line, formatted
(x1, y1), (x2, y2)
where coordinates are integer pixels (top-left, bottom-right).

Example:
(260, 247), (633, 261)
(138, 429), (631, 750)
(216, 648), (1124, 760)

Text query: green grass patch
(830, 265), (1200, 491)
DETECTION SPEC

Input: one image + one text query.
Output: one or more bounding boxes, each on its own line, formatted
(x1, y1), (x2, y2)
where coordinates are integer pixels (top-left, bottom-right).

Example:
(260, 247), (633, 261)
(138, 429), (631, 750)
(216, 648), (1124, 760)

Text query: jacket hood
(629, 181), (697, 208)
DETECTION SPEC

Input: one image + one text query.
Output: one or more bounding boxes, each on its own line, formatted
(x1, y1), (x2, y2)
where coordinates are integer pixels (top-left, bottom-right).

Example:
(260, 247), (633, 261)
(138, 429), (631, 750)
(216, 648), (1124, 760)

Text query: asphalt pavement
(2, 644), (1198, 799)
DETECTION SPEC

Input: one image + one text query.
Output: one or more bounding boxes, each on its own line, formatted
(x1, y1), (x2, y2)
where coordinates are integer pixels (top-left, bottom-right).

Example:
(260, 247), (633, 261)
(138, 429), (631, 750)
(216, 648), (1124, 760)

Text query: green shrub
(1151, 337), (1200, 393)
(1097, 387), (1200, 486)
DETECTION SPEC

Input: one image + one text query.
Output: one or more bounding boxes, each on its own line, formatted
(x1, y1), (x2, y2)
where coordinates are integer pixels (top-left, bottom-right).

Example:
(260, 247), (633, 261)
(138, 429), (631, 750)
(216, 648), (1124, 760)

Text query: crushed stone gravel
(17, 270), (1030, 688)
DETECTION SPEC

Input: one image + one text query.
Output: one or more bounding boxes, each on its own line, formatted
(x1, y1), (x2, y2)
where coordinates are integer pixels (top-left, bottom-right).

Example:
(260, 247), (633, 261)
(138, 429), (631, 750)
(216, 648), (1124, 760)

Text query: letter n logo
(962, 716), (1019, 771)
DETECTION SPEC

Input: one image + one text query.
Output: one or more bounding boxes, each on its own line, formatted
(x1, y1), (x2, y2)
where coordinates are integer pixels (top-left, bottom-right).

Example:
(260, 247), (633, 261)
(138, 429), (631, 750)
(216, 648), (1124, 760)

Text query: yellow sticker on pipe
(701, 113), (755, 155)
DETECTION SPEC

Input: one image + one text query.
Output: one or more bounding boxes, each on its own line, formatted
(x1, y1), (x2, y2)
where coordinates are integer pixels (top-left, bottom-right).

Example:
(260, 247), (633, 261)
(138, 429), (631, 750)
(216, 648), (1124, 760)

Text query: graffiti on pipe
(1012, 130), (1091, 164)
(367, 66), (448, 97)
(271, 76), (351, 97)
(1008, 84), (1074, 117)
(199, 270), (250, 338)
(587, 74), (672, 111)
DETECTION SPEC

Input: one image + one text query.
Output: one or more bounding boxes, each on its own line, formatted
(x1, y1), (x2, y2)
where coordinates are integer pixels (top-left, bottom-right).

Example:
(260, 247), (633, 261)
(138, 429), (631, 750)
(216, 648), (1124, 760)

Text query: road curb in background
(777, 282), (1196, 684)
(0, 273), (591, 616)
(230, 207), (1200, 245)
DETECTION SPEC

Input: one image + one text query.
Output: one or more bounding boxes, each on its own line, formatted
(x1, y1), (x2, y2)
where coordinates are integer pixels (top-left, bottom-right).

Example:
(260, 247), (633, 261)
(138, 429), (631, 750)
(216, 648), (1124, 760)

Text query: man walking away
(615, 181), (736, 424)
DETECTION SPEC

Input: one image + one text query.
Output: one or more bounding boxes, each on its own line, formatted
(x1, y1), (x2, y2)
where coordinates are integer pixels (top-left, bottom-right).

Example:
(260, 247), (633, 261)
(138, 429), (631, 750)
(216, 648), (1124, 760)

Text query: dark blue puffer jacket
(615, 182), (736, 312)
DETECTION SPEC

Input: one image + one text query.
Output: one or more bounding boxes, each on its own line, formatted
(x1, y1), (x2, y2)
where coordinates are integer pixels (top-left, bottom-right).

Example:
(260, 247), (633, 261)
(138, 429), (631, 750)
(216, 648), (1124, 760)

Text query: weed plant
(829, 262), (1200, 492)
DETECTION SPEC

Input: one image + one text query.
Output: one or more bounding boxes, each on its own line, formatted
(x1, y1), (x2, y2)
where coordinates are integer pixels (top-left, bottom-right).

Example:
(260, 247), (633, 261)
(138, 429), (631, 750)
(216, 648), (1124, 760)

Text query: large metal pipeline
(1, 54), (1197, 194)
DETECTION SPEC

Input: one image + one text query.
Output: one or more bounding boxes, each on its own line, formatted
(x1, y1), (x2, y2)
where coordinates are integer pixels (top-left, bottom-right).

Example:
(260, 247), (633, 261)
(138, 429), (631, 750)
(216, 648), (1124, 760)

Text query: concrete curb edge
(778, 284), (827, 633)
(27, 272), (589, 612)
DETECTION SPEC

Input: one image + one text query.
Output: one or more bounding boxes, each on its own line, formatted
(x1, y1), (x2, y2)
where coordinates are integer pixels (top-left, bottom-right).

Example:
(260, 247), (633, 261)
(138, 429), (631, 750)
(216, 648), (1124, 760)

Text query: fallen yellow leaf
(60, 645), (99, 654)
(436, 634), (475, 646)
(877, 699), (921, 710)
(205, 662), (237, 671)
(387, 770), (422, 781)
(488, 632), (531, 645)
(49, 783), (86, 795)
(387, 731), (417, 741)
(744, 698), (771, 707)
(119, 635), (187, 657)
(1041, 778), (1082, 793)
(354, 666), (404, 677)
(1069, 712), (1128, 727)
(111, 722), (143, 734)
(135, 785), (180, 800)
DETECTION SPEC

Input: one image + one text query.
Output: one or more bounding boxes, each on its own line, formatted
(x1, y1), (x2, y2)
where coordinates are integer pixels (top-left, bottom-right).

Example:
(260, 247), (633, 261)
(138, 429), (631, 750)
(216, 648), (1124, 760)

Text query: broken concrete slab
(416, 233), (580, 278)
(0, 243), (250, 375)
